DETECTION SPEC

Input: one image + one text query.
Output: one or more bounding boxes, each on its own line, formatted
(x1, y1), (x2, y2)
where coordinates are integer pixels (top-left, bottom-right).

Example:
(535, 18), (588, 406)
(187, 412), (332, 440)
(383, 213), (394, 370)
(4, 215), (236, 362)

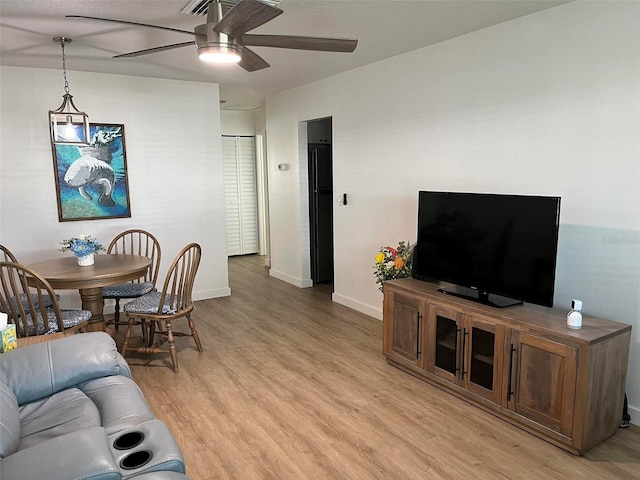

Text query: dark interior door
(308, 143), (333, 283)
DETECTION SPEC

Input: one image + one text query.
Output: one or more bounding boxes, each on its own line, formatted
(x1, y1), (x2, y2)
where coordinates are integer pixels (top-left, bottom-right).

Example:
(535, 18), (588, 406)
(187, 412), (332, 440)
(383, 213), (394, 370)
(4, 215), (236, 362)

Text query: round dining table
(28, 254), (152, 332)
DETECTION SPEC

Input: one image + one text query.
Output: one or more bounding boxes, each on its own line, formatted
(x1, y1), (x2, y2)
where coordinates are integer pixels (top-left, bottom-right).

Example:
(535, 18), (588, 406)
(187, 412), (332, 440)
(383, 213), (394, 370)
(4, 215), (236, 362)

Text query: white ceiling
(0, 0), (569, 105)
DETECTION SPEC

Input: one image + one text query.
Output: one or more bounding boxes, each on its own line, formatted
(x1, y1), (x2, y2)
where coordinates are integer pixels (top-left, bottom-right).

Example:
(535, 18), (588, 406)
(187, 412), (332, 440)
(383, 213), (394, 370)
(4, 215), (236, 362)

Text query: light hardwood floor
(126, 255), (640, 480)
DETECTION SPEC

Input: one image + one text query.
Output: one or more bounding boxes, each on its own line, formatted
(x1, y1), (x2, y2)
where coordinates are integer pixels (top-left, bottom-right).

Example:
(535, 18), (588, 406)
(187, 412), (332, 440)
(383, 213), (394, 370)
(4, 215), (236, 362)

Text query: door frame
(255, 131), (270, 262)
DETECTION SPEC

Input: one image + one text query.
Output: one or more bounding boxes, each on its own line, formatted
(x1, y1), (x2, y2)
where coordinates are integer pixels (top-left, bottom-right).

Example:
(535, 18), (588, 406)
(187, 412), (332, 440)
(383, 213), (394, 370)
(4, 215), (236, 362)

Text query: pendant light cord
(59, 38), (70, 95)
(50, 36), (90, 145)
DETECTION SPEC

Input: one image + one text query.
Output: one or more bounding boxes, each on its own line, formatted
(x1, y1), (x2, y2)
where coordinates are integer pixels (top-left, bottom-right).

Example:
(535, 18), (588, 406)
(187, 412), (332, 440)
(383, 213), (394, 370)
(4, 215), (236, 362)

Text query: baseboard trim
(332, 293), (382, 320)
(194, 287), (231, 301)
(101, 287), (230, 314)
(269, 269), (313, 288)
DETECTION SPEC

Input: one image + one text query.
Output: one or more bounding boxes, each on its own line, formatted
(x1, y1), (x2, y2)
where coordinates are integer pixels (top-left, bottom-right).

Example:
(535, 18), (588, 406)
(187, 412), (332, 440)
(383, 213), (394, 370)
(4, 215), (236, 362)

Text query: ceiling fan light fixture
(66, 0), (358, 72)
(49, 37), (90, 145)
(197, 42), (242, 63)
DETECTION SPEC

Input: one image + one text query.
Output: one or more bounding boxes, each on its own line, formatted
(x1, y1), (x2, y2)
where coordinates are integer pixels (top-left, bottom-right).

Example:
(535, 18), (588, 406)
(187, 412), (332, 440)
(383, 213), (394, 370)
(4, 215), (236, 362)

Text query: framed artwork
(51, 123), (131, 222)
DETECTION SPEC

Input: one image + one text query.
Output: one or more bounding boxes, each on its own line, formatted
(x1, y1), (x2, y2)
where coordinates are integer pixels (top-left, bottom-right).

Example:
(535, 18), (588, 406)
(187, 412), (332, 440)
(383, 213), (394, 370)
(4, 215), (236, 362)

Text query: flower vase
(77, 253), (95, 267)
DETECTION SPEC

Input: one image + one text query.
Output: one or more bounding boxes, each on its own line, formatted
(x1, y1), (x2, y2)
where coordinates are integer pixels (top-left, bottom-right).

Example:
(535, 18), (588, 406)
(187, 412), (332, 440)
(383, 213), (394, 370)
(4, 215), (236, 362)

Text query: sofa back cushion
(0, 379), (20, 458)
(0, 332), (122, 405)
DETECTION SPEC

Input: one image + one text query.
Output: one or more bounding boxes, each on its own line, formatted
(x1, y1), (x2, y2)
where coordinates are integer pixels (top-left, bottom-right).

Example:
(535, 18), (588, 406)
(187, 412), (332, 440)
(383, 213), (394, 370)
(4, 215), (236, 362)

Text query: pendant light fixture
(49, 37), (90, 145)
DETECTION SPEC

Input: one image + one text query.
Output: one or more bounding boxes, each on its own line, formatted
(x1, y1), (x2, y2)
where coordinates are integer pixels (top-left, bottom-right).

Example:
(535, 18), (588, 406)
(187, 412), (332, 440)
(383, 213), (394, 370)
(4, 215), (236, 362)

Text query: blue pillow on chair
(124, 291), (177, 315)
(103, 281), (154, 298)
(19, 308), (92, 336)
(13, 293), (59, 311)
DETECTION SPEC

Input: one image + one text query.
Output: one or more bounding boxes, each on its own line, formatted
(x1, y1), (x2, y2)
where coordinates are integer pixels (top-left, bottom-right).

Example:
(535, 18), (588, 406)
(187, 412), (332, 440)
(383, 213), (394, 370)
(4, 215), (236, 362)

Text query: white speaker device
(567, 299), (583, 329)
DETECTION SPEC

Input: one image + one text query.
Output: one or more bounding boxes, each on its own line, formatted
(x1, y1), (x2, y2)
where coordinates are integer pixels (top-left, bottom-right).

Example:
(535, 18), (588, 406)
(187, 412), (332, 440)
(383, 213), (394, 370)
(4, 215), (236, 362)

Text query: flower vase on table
(77, 253), (95, 266)
(59, 234), (104, 266)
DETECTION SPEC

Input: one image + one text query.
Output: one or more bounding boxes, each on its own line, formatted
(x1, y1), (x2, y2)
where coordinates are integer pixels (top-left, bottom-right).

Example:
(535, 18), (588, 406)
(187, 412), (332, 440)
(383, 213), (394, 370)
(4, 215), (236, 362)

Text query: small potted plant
(59, 234), (105, 266)
(373, 241), (414, 292)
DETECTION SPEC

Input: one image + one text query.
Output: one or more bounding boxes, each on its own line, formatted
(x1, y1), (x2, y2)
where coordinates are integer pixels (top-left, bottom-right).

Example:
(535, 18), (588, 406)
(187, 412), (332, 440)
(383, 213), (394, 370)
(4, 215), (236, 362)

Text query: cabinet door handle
(461, 328), (468, 380)
(416, 312), (422, 359)
(454, 327), (461, 372)
(507, 344), (516, 402)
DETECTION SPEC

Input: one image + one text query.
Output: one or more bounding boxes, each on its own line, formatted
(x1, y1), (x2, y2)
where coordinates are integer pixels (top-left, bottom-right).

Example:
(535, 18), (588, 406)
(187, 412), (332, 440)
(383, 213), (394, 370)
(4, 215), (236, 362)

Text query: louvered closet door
(222, 136), (258, 256)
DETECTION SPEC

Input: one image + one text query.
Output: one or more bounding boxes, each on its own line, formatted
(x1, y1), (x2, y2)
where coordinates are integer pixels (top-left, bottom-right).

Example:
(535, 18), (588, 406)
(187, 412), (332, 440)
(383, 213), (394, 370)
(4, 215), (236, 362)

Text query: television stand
(383, 277), (631, 455)
(437, 285), (522, 308)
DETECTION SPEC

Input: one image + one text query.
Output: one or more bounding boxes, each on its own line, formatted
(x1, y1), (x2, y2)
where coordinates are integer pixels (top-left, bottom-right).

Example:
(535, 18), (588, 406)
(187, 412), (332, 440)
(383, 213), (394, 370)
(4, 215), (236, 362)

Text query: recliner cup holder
(108, 420), (185, 475)
(120, 450), (153, 470)
(113, 431), (145, 450)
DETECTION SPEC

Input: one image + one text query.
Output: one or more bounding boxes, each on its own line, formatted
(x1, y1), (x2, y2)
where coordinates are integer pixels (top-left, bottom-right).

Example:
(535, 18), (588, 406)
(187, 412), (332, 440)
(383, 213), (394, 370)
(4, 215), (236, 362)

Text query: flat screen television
(412, 191), (561, 308)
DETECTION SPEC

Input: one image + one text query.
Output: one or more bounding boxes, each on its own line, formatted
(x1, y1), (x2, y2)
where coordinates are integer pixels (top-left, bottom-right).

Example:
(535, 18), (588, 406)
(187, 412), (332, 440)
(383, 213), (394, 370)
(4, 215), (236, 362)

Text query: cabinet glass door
(469, 327), (495, 390)
(466, 320), (503, 404)
(434, 314), (459, 375)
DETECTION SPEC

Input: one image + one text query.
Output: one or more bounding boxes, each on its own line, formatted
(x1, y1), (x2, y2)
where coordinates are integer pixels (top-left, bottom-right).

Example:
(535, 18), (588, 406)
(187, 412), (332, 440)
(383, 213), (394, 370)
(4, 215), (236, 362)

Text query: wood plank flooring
(126, 255), (640, 480)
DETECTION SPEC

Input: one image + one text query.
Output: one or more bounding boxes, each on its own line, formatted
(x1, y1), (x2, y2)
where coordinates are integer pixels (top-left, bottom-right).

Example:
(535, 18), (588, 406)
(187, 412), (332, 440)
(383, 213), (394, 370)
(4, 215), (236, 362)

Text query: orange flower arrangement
(373, 241), (414, 292)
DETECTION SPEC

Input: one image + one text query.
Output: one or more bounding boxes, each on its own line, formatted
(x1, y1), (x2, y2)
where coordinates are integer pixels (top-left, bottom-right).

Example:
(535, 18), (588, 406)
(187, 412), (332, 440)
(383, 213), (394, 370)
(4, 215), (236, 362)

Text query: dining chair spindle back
(0, 262), (91, 337)
(120, 243), (202, 372)
(103, 229), (161, 331)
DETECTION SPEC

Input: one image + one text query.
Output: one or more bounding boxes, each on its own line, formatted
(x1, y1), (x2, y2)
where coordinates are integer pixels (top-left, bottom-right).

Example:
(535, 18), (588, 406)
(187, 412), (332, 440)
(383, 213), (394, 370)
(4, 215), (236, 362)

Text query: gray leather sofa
(0, 332), (189, 480)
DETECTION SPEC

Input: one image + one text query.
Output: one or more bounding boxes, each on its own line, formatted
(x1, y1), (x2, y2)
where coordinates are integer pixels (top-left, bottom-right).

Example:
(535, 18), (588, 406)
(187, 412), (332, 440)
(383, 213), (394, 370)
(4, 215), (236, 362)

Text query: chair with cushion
(103, 229), (161, 331)
(0, 262), (91, 337)
(120, 243), (202, 373)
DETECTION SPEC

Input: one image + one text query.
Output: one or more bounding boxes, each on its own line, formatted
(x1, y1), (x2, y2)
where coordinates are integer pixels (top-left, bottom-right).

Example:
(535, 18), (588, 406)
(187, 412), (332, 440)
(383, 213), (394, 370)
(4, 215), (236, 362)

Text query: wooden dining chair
(102, 229), (161, 331)
(120, 243), (202, 372)
(1, 244), (18, 262)
(0, 262), (91, 337)
(0, 244), (58, 309)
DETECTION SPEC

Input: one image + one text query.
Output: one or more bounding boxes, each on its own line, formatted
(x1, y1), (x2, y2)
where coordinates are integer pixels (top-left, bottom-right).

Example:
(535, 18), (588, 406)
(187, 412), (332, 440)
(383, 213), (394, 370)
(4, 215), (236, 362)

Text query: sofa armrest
(0, 426), (121, 480)
(79, 375), (156, 432)
(0, 332), (125, 405)
(116, 351), (132, 378)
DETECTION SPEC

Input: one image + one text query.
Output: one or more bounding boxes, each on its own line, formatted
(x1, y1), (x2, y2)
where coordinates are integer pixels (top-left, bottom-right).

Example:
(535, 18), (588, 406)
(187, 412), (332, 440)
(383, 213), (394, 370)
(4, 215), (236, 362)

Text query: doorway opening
(307, 118), (333, 285)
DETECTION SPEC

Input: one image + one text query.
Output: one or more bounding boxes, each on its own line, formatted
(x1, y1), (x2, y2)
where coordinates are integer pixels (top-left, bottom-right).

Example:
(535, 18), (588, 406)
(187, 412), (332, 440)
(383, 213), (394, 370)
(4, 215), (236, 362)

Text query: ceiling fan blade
(213, 0), (283, 37)
(239, 46), (270, 72)
(66, 15), (195, 36)
(241, 34), (357, 52)
(114, 41), (195, 58)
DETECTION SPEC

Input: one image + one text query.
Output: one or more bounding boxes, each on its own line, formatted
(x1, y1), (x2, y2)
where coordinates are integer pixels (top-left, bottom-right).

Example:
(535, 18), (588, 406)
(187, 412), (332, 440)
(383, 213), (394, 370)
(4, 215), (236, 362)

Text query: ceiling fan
(67, 0), (358, 72)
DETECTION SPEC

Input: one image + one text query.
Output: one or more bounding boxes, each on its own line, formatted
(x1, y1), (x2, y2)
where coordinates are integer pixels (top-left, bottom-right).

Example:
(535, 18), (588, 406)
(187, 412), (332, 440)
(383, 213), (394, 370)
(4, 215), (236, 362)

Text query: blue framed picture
(51, 123), (131, 222)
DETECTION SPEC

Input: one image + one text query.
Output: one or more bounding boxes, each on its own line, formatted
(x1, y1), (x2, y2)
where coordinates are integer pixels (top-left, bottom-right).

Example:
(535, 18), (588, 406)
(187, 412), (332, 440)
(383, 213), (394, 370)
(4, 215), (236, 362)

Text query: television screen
(413, 191), (561, 308)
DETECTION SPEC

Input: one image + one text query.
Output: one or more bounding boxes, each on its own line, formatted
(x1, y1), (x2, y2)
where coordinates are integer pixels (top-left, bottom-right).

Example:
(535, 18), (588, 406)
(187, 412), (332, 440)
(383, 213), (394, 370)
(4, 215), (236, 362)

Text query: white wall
(265, 2), (640, 421)
(220, 110), (257, 135)
(0, 66), (230, 308)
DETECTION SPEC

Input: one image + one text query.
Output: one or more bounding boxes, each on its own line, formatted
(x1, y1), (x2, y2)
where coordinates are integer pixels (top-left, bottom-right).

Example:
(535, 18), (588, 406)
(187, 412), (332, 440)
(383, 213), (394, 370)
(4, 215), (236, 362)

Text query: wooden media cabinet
(382, 278), (631, 455)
